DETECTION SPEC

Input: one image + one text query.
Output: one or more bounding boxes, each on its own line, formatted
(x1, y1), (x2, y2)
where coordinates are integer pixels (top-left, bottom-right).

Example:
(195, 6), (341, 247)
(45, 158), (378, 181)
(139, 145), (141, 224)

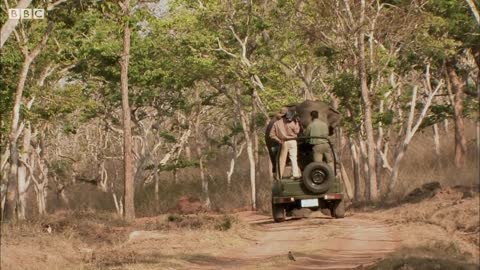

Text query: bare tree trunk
(231, 86), (257, 210)
(358, 137), (370, 200)
(4, 56), (32, 221)
(37, 141), (49, 216)
(245, 140), (256, 210)
(433, 124), (440, 157)
(300, 64), (315, 100)
(17, 123), (32, 220)
(1, 154), (7, 214)
(375, 99), (386, 191)
(444, 119), (449, 134)
(389, 83), (441, 191)
(198, 155), (210, 208)
(120, 0), (135, 222)
(390, 145), (405, 191)
(339, 162), (354, 201)
(4, 60), (34, 221)
(0, 0), (33, 48)
(57, 185), (69, 207)
(251, 94), (260, 207)
(349, 139), (361, 201)
(154, 164), (159, 202)
(20, 150), (49, 216)
(113, 192), (123, 216)
(3, 24), (52, 221)
(465, 0), (480, 25)
(446, 62), (467, 168)
(0, 150), (9, 181)
(173, 169), (178, 184)
(358, 0), (378, 201)
(0, 188), (6, 217)
(195, 144), (210, 208)
(34, 183), (47, 215)
(191, 88), (210, 208)
(16, 166), (28, 219)
(472, 49), (480, 156)
(477, 75), (480, 155)
(226, 142), (245, 187)
(227, 158), (235, 187)
(185, 145), (192, 160)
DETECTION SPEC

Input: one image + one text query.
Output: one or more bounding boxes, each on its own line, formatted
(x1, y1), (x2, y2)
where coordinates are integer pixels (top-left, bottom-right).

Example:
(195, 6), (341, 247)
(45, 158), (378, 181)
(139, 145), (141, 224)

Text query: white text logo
(8, 9), (45, 19)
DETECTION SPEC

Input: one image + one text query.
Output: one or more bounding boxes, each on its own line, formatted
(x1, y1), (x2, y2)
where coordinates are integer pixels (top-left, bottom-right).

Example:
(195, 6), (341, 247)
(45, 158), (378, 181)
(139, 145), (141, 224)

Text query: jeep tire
(318, 200), (331, 216)
(272, 202), (285, 222)
(302, 162), (334, 194)
(330, 200), (345, 219)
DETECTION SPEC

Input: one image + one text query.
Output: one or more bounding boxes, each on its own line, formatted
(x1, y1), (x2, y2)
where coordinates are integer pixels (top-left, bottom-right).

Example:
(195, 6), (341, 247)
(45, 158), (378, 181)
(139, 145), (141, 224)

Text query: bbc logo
(8, 9), (45, 19)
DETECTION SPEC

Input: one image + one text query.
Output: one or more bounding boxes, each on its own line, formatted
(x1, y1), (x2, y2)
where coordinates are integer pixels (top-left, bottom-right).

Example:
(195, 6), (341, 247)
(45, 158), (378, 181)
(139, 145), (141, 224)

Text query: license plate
(301, 199), (319, 207)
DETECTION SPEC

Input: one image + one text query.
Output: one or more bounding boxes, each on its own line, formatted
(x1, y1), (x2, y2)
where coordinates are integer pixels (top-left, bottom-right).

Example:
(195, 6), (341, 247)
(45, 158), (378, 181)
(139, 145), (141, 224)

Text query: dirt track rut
(191, 212), (400, 270)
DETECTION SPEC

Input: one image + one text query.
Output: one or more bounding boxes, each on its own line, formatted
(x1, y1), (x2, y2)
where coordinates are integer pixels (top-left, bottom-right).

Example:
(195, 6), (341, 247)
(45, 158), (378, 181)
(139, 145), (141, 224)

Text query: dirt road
(190, 211), (400, 270)
(0, 211), (401, 270)
(4, 189), (477, 270)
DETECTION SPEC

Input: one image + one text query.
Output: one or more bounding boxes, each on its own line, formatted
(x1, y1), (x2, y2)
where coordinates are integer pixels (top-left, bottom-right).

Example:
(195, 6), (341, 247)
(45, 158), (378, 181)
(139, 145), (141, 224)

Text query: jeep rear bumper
(273, 193), (343, 204)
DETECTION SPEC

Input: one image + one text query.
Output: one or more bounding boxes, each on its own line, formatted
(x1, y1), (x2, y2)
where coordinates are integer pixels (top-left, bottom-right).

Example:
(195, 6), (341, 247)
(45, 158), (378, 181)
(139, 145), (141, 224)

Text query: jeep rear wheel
(272, 202), (285, 222)
(318, 200), (331, 216)
(330, 200), (345, 219)
(302, 162), (334, 194)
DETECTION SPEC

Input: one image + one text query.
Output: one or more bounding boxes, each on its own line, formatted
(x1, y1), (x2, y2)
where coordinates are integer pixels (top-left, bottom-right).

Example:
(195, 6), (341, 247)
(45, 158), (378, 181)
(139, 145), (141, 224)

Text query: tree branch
(465, 0), (480, 25)
(216, 38), (237, 58)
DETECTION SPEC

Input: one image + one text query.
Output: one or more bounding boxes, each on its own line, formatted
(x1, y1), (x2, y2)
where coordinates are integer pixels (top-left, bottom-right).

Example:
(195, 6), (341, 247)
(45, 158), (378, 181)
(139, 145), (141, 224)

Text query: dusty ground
(1, 187), (479, 270)
(195, 212), (400, 270)
(358, 185), (480, 270)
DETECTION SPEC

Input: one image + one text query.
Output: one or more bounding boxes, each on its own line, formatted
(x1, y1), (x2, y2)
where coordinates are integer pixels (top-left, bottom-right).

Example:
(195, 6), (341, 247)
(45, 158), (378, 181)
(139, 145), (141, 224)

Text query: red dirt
(189, 211), (401, 269)
(174, 196), (206, 214)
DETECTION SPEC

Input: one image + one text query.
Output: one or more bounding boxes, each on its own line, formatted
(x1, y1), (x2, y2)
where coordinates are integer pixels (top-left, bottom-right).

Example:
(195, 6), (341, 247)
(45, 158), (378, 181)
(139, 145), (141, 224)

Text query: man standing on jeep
(265, 108), (287, 174)
(269, 109), (301, 180)
(305, 111), (333, 170)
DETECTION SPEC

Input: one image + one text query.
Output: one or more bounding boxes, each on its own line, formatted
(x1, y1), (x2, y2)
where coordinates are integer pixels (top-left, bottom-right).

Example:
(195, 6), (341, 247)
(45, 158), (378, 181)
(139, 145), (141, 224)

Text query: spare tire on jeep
(302, 162), (334, 194)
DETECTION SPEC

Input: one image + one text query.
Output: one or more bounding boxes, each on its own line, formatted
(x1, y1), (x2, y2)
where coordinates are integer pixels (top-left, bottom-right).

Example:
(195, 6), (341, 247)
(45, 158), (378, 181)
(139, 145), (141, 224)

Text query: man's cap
(278, 107), (289, 116)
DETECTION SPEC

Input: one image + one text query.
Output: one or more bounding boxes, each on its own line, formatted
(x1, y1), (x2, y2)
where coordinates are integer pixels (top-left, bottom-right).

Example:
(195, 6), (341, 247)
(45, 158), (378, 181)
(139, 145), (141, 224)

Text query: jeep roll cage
(275, 136), (338, 180)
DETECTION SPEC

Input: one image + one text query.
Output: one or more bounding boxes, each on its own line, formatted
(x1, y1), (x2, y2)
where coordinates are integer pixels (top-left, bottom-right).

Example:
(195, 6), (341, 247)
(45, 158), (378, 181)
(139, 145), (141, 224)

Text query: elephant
(265, 100), (341, 173)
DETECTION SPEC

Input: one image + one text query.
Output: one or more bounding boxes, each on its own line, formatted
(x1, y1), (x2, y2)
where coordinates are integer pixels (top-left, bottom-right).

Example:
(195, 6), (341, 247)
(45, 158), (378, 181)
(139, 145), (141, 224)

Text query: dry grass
(337, 120), (479, 202)
(0, 210), (253, 270)
(369, 244), (479, 270)
(356, 184), (480, 269)
(387, 123), (479, 198)
(87, 213), (252, 269)
(2, 122), (478, 270)
(20, 120), (476, 222)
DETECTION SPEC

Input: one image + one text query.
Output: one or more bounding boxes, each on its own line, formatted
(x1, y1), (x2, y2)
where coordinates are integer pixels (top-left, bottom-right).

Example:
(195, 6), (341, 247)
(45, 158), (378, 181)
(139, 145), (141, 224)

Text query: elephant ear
(327, 107), (341, 129)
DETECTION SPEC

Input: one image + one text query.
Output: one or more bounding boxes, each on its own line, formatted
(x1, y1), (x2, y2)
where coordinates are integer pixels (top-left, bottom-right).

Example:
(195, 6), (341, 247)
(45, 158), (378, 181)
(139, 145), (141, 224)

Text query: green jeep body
(268, 101), (345, 222)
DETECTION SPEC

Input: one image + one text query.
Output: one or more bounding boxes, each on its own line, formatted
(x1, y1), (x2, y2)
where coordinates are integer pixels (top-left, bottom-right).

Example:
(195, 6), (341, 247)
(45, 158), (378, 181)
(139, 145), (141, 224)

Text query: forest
(0, 0), (478, 222)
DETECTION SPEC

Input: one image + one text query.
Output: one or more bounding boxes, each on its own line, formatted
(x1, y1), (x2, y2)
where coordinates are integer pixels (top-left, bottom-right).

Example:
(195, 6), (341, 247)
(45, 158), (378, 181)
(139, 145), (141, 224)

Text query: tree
(358, 0), (378, 201)
(389, 66), (444, 191)
(465, 0), (480, 25)
(2, 21), (53, 221)
(0, 0), (68, 48)
(119, 0), (135, 222)
(425, 0), (480, 168)
(0, 0), (33, 48)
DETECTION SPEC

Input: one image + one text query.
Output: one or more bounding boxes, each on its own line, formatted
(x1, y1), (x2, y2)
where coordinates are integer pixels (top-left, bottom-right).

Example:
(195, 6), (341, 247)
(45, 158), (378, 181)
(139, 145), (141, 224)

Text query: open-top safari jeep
(268, 101), (345, 222)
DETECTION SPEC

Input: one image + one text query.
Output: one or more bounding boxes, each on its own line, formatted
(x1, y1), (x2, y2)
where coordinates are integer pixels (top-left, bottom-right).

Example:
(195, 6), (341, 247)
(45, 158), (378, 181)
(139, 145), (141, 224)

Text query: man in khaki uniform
(304, 110), (333, 169)
(269, 110), (301, 179)
(265, 109), (286, 174)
